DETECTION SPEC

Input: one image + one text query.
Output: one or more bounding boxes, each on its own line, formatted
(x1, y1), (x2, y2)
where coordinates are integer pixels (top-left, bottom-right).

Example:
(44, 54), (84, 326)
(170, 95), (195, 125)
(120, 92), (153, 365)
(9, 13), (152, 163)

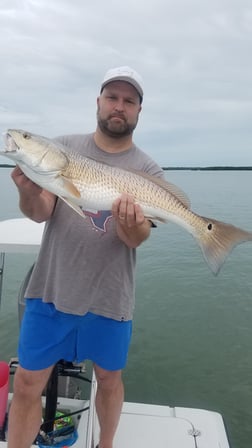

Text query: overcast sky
(1, 0), (252, 166)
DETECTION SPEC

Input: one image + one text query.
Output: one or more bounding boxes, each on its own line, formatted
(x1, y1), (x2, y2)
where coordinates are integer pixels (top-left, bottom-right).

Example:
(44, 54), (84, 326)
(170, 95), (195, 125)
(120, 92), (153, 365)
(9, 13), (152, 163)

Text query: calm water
(1, 168), (252, 448)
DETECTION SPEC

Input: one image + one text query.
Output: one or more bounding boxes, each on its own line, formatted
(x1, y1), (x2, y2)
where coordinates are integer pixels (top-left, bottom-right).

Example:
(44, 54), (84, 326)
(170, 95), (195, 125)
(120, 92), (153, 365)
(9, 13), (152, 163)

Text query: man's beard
(97, 111), (138, 138)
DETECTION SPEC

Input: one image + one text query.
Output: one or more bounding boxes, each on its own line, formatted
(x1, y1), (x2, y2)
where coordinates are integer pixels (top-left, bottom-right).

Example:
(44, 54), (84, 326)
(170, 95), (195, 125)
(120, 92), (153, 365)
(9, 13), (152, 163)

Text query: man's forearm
(12, 166), (56, 222)
(18, 189), (56, 222)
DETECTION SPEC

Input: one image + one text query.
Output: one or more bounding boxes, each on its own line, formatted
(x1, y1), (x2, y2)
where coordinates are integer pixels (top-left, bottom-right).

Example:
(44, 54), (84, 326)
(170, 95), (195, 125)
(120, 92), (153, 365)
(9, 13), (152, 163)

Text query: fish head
(2, 129), (69, 173)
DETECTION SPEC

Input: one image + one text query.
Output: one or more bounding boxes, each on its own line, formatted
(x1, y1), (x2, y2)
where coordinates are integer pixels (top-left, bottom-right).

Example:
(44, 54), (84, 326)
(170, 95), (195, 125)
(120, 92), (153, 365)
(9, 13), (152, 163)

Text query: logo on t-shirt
(83, 209), (112, 232)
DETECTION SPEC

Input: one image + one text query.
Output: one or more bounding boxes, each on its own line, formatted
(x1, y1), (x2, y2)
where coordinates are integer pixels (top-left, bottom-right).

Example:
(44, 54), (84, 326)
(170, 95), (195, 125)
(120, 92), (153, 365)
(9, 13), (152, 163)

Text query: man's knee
(13, 365), (54, 399)
(94, 364), (122, 392)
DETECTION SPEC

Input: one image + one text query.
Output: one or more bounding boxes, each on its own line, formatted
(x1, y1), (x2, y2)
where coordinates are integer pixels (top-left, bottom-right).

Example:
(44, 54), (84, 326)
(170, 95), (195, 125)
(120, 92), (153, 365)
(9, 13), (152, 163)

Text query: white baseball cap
(100, 66), (144, 102)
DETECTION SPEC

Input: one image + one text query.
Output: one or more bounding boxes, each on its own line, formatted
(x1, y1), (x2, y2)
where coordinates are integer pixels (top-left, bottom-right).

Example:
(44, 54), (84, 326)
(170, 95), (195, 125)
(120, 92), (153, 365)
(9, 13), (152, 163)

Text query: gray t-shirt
(25, 134), (164, 321)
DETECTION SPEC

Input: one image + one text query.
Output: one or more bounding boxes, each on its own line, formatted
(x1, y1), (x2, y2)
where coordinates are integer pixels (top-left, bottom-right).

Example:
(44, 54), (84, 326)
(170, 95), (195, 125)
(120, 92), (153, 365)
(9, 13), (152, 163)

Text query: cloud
(1, 0), (252, 166)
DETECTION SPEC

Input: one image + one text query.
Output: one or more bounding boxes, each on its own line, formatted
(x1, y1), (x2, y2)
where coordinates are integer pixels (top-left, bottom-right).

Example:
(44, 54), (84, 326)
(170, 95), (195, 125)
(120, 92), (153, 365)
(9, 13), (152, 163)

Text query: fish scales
(63, 150), (189, 220)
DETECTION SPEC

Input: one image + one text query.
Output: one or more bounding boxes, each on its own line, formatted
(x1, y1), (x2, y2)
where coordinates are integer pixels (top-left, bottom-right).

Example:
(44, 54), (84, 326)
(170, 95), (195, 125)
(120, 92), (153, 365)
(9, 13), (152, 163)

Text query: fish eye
(23, 132), (31, 139)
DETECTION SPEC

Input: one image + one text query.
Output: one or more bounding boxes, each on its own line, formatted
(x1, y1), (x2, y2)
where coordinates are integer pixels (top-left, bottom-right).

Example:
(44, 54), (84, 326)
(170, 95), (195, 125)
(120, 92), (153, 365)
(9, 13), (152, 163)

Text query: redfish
(2, 128), (252, 275)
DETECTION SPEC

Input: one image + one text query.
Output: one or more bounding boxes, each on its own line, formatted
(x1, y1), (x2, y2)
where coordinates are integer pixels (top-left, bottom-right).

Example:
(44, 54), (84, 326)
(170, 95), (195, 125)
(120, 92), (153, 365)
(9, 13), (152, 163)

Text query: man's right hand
(11, 166), (56, 222)
(11, 166), (42, 195)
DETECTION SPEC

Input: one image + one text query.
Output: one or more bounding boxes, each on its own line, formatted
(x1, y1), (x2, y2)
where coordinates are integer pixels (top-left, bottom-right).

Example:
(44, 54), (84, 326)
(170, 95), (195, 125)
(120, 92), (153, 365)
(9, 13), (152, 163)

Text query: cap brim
(101, 76), (143, 99)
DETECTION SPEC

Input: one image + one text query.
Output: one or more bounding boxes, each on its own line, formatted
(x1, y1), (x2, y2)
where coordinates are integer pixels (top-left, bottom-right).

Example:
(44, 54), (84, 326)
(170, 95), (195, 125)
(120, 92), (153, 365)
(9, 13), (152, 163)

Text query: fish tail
(195, 217), (252, 275)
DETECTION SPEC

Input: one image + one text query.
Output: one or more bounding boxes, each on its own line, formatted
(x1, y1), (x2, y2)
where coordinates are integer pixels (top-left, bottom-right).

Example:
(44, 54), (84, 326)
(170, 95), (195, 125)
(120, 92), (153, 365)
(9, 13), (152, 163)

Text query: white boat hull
(0, 401), (230, 448)
(0, 374), (230, 448)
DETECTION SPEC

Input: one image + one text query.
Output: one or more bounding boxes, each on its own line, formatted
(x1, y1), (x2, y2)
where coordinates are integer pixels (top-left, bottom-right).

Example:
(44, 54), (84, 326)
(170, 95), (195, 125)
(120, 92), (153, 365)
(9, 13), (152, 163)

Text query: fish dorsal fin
(131, 170), (191, 209)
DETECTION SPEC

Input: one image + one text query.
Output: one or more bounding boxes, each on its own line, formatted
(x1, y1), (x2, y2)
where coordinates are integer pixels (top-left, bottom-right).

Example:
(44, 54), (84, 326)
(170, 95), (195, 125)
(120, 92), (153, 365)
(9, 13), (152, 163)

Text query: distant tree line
(162, 166), (252, 170)
(1, 164), (252, 171)
(0, 164), (15, 168)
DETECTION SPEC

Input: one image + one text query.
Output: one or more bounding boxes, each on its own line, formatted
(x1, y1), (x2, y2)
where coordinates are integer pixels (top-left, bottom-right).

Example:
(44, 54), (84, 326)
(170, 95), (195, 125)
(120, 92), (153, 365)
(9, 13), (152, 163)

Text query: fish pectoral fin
(59, 196), (86, 218)
(60, 176), (81, 198)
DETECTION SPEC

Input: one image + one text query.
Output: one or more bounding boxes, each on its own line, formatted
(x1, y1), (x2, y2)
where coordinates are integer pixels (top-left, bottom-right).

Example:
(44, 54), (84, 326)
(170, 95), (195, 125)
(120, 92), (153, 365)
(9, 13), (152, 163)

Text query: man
(8, 66), (164, 448)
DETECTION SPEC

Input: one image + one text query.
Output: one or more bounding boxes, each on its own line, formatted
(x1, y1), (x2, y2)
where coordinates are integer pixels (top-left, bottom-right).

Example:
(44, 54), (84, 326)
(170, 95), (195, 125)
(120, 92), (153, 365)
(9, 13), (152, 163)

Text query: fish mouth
(2, 131), (19, 153)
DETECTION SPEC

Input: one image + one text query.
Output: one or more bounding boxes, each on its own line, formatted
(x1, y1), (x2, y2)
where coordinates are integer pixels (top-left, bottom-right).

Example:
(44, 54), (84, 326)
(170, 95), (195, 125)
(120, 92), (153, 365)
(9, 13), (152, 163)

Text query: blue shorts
(18, 299), (132, 371)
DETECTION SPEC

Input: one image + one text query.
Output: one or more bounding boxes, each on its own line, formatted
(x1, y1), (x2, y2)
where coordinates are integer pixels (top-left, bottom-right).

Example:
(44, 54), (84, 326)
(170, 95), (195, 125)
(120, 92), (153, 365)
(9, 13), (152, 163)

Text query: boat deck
(93, 401), (230, 448)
